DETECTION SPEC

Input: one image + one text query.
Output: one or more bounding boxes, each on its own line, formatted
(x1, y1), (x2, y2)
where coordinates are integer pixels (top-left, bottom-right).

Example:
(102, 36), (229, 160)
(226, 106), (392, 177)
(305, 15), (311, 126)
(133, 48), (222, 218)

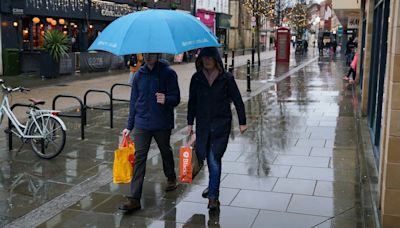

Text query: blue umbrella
(88, 9), (220, 55)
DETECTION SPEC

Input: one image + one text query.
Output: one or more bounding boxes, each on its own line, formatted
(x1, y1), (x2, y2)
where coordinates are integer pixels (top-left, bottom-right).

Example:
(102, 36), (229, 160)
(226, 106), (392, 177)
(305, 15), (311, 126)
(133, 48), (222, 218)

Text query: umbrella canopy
(88, 9), (220, 55)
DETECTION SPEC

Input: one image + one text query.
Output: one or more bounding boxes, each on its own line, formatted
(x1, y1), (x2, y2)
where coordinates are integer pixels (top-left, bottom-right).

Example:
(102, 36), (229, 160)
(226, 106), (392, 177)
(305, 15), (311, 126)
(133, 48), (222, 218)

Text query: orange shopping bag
(180, 134), (201, 183)
(113, 135), (135, 184)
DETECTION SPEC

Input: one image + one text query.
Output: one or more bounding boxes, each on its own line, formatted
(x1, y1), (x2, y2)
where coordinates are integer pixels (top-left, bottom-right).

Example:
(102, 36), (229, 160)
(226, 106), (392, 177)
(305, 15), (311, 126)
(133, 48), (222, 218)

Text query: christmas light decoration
(244, 0), (276, 19)
(288, 3), (309, 38)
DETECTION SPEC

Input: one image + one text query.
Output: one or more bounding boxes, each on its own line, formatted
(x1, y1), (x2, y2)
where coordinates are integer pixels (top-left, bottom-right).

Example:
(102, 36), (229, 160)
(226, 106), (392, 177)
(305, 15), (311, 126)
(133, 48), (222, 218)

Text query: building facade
(334, 0), (400, 226)
(0, 0), (191, 75)
(228, 0), (252, 50)
(195, 0), (231, 50)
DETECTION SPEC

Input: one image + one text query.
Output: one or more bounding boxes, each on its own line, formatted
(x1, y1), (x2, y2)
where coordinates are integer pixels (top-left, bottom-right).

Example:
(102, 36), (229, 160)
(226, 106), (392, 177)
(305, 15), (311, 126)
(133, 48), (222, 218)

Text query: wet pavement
(0, 49), (365, 227)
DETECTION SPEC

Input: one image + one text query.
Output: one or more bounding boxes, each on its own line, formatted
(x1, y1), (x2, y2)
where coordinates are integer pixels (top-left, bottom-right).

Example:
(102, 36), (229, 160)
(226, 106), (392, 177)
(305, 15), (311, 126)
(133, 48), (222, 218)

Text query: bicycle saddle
(29, 98), (45, 105)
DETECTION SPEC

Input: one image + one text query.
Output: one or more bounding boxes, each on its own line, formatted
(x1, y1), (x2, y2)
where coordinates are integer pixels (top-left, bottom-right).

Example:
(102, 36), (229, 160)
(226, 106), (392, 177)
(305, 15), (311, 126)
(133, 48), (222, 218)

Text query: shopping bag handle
(121, 135), (133, 147)
(185, 133), (196, 147)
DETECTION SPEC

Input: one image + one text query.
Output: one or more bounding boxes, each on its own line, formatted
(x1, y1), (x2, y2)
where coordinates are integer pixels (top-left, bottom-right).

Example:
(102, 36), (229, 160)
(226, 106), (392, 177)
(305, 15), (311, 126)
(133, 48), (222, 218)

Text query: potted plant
(40, 29), (69, 78)
(170, 2), (177, 10)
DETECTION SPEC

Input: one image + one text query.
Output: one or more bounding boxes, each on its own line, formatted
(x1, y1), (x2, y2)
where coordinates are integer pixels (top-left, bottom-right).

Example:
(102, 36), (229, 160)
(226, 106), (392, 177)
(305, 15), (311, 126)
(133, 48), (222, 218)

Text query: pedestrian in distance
(303, 40), (308, 52)
(346, 37), (356, 65)
(344, 50), (359, 85)
(187, 47), (247, 210)
(128, 53), (143, 85)
(318, 38), (324, 56)
(120, 53), (181, 212)
(332, 40), (338, 54)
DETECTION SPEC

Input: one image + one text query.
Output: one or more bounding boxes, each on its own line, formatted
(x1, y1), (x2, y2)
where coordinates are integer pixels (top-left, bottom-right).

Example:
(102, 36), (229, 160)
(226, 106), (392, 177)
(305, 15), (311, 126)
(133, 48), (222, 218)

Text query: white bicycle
(0, 79), (67, 159)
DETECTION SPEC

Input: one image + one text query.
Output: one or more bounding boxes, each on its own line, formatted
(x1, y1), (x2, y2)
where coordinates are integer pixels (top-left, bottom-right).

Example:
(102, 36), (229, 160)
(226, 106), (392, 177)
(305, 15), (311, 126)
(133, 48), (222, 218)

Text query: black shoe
(165, 177), (177, 192)
(118, 198), (141, 211)
(202, 187), (209, 198)
(207, 199), (220, 210)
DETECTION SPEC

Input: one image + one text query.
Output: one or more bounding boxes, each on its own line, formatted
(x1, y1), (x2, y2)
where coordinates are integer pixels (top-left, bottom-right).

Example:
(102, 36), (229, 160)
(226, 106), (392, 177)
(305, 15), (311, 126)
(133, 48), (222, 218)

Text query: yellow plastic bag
(113, 135), (135, 184)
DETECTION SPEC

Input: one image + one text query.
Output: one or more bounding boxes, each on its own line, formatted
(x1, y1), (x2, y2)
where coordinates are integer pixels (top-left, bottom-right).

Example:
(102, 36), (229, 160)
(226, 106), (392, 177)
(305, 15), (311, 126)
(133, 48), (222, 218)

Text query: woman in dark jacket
(187, 47), (247, 210)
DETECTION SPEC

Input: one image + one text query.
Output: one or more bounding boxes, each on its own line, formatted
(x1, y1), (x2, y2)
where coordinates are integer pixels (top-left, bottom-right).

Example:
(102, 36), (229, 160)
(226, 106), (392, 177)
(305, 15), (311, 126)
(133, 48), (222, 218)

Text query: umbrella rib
(157, 11), (179, 54)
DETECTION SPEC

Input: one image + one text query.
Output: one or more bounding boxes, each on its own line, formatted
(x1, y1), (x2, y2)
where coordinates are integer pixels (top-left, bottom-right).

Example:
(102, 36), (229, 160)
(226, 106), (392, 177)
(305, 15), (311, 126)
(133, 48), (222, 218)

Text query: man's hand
(122, 129), (131, 137)
(239, 125), (247, 134)
(156, 93), (166, 105)
(187, 125), (193, 135)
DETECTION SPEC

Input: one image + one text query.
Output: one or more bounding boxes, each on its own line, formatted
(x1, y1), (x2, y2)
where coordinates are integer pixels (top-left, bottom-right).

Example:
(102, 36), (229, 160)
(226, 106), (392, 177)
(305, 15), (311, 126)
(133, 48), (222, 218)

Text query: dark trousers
(130, 128), (176, 200)
(347, 68), (356, 80)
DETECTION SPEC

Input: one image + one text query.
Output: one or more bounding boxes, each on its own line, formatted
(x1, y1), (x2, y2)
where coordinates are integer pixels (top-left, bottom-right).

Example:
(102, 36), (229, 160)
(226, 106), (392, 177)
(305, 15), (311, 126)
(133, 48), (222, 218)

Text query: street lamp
(154, 0), (158, 8)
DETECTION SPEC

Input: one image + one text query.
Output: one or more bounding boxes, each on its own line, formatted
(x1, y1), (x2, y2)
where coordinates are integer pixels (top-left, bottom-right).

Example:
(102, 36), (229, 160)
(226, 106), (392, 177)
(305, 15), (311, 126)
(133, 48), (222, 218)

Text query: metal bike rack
(84, 89), (113, 128)
(110, 83), (131, 103)
(8, 103), (39, 150)
(52, 95), (86, 140)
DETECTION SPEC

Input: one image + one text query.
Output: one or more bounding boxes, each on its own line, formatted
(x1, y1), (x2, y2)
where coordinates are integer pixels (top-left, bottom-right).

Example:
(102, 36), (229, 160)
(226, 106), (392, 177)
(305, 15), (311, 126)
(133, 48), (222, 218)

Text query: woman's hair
(196, 56), (222, 73)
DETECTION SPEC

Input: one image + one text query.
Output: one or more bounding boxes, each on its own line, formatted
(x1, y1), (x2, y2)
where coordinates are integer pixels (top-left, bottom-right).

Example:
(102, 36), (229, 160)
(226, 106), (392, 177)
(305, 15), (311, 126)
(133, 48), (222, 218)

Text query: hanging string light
(32, 17), (40, 24)
(26, 0), (135, 17)
(26, 0), (86, 13)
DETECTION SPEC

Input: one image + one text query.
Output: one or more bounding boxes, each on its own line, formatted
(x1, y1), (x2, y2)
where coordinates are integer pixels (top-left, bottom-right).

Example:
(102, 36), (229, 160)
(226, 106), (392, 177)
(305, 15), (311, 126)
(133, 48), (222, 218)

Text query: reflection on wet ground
(1, 51), (363, 227)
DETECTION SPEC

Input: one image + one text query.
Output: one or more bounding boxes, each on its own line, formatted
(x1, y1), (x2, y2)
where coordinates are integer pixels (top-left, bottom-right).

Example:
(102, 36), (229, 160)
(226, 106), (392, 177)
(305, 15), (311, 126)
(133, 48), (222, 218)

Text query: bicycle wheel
(29, 115), (66, 159)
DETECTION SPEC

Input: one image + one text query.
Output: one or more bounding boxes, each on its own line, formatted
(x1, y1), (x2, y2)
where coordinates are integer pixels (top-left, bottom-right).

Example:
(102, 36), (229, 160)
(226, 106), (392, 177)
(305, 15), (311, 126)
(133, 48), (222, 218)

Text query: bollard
(231, 50), (235, 68)
(251, 49), (255, 66)
(224, 52), (228, 70)
(247, 60), (251, 92)
(228, 65), (234, 73)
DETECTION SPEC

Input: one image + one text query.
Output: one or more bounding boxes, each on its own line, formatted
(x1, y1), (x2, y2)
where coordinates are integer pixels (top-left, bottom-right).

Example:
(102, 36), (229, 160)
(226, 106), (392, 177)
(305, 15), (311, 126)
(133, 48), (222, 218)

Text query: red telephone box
(276, 27), (291, 62)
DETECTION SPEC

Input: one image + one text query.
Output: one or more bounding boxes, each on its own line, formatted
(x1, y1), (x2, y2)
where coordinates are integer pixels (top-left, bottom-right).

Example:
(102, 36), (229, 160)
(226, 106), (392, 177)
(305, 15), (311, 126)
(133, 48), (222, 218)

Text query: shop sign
(12, 8), (24, 15)
(348, 17), (360, 29)
(251, 16), (256, 27)
(80, 52), (124, 73)
(91, 0), (135, 20)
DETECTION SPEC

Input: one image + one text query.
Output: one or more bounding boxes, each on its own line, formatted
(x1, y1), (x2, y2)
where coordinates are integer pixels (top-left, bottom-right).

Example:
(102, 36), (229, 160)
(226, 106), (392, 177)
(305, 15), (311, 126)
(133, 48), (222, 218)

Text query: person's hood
(195, 47), (224, 73)
(139, 58), (170, 74)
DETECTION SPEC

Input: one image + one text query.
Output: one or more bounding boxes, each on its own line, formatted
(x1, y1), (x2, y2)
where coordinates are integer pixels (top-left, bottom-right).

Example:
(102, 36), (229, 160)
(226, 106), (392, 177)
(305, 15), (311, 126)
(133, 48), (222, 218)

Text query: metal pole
(231, 50), (235, 68)
(251, 48), (255, 66)
(229, 65), (233, 73)
(224, 52), (228, 70)
(247, 60), (251, 92)
(8, 119), (12, 150)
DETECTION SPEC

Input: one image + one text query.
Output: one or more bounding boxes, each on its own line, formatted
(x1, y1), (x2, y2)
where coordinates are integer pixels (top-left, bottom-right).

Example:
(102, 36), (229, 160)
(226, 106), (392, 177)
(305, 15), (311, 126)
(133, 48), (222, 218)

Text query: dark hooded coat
(187, 47), (246, 162)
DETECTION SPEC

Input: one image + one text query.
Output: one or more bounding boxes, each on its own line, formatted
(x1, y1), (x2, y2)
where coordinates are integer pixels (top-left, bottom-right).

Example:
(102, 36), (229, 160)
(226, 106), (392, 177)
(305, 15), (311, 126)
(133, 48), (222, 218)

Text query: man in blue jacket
(120, 53), (181, 212)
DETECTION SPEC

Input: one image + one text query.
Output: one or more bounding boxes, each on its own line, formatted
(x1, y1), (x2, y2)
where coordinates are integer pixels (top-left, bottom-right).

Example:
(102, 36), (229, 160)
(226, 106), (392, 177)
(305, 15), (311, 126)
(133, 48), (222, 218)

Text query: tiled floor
(2, 52), (365, 227)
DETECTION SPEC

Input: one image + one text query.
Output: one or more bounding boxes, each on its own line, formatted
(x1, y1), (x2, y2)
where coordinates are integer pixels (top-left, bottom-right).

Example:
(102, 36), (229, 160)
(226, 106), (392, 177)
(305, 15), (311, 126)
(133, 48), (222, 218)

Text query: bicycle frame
(0, 93), (66, 139)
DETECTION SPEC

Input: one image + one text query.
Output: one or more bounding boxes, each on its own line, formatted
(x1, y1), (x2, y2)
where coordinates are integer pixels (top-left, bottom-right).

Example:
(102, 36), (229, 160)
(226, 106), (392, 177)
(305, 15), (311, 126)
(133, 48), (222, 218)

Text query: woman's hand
(239, 125), (247, 134)
(187, 125), (193, 135)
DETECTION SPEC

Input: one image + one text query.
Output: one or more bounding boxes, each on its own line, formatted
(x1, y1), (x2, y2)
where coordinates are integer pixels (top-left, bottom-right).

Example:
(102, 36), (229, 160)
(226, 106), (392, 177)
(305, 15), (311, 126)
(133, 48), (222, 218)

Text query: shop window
(367, 0), (390, 163)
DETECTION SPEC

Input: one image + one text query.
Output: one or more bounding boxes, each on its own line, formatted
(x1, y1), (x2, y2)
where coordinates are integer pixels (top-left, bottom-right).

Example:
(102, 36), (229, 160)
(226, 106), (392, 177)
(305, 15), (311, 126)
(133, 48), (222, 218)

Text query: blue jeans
(207, 148), (222, 200)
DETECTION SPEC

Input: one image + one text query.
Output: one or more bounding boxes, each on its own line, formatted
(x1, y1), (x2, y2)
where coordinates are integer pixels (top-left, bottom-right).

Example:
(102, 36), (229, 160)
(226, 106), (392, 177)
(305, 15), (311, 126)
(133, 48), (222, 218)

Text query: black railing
(84, 90), (113, 128)
(111, 83), (132, 103)
(52, 95), (86, 139)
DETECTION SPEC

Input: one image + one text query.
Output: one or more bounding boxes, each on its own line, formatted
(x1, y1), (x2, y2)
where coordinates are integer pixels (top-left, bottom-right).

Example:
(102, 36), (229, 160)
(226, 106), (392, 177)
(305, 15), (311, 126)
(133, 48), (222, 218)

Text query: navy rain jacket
(127, 60), (180, 130)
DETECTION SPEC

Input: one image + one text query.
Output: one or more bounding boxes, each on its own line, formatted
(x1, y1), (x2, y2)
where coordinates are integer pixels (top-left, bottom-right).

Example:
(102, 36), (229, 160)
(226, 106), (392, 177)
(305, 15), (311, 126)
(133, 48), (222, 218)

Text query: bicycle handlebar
(0, 79), (30, 93)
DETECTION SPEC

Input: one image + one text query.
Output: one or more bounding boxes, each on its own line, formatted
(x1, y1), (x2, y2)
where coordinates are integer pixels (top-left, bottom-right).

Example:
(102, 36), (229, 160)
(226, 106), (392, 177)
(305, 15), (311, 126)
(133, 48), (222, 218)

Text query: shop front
(0, 0), (135, 75)
(196, 9), (215, 34)
(215, 12), (231, 51)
